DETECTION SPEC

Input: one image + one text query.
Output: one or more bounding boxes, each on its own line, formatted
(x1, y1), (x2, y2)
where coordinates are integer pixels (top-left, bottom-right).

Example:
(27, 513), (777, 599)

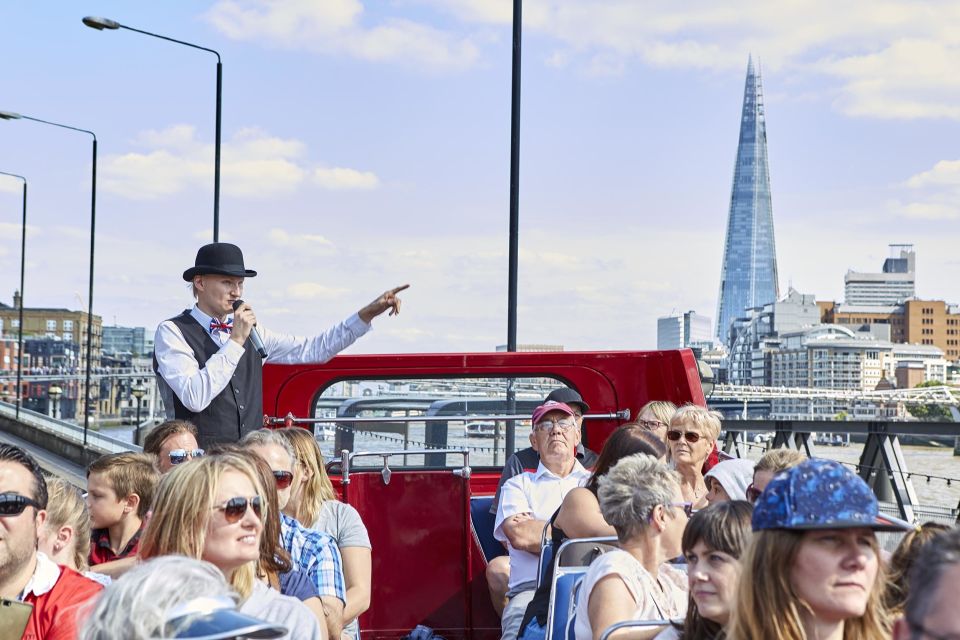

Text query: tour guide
(154, 242), (407, 448)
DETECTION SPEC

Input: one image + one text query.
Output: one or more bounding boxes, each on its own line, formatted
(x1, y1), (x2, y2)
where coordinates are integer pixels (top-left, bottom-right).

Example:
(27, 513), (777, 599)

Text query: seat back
(537, 533), (555, 587)
(598, 620), (673, 640)
(470, 496), (507, 563)
(546, 570), (584, 640)
(556, 536), (619, 567)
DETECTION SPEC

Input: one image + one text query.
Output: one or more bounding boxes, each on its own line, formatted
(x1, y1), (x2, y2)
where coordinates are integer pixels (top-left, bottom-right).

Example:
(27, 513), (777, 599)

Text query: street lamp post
(0, 171), (27, 420)
(0, 111), (98, 444)
(48, 384), (63, 419)
(83, 16), (223, 242)
(131, 381), (146, 445)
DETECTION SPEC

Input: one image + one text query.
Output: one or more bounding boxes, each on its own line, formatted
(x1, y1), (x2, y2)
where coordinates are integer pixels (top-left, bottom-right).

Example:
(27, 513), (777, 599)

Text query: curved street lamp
(83, 16), (223, 242)
(0, 171), (27, 419)
(0, 110), (98, 443)
(131, 381), (147, 444)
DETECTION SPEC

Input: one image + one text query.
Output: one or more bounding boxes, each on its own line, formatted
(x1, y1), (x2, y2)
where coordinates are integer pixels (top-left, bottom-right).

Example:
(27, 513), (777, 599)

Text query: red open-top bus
(263, 349), (705, 639)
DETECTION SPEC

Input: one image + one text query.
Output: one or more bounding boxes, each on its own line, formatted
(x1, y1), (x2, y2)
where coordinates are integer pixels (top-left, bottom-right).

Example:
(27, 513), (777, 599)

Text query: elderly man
(154, 242), (407, 448)
(893, 526), (960, 640)
(0, 444), (102, 639)
(493, 401), (591, 640)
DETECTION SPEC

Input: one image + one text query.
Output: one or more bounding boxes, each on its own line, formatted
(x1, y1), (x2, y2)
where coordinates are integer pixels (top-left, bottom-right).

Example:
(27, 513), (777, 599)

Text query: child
(86, 452), (160, 568)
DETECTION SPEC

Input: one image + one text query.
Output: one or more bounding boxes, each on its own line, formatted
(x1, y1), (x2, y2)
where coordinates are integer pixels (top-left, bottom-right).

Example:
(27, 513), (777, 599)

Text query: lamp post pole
(0, 171), (27, 419)
(48, 384), (63, 419)
(83, 16), (222, 241)
(0, 111), (98, 444)
(132, 381), (146, 445)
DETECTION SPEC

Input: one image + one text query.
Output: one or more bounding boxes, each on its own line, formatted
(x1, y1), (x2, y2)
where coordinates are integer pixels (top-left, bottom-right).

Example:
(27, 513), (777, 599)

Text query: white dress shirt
(494, 461), (591, 591)
(155, 305), (371, 416)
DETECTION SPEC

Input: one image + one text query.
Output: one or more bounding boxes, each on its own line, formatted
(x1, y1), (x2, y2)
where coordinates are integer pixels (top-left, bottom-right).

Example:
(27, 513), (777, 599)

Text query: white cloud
(101, 125), (378, 200)
(906, 160), (960, 188)
(268, 228), (335, 249)
(285, 282), (349, 300)
(313, 168), (380, 190)
(206, 0), (480, 71)
(893, 160), (960, 221)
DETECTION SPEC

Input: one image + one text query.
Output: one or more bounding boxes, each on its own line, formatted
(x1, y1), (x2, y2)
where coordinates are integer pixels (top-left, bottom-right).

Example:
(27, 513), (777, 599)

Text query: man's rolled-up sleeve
(493, 475), (531, 543)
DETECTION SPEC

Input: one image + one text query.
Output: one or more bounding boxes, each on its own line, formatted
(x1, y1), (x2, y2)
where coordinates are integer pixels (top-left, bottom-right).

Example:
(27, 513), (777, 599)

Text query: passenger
(488, 387), (599, 615)
(153, 241), (408, 449)
(635, 400), (677, 444)
(892, 526), (960, 640)
(139, 451), (324, 639)
(883, 521), (950, 617)
(746, 448), (805, 502)
(654, 501), (754, 640)
(703, 459), (754, 504)
(0, 444), (103, 639)
(79, 556), (288, 639)
(86, 452), (160, 572)
(573, 454), (689, 640)
(239, 430), (348, 638)
(278, 427), (371, 640)
(38, 477), (110, 586)
(518, 425), (667, 640)
(667, 404), (722, 509)
(728, 458), (910, 640)
(496, 400), (593, 640)
(142, 418), (204, 474)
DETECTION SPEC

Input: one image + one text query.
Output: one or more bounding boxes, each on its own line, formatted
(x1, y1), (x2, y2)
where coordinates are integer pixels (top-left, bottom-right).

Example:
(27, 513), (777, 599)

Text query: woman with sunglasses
(654, 501), (753, 640)
(142, 419), (205, 474)
(279, 427), (372, 640)
(574, 454), (689, 640)
(728, 459), (909, 640)
(139, 452), (323, 639)
(518, 425), (667, 640)
(667, 405), (721, 509)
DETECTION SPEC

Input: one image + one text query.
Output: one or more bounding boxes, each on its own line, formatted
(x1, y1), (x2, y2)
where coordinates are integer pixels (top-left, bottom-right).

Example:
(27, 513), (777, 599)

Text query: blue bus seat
(547, 571), (584, 640)
(537, 533), (555, 587)
(470, 495), (507, 563)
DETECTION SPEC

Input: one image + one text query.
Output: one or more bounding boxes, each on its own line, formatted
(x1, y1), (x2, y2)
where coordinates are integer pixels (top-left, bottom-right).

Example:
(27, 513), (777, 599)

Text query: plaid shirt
(89, 525), (143, 565)
(280, 513), (346, 604)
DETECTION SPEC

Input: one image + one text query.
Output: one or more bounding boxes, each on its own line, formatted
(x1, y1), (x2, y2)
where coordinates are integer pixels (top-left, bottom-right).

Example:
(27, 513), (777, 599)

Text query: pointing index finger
(389, 284), (411, 294)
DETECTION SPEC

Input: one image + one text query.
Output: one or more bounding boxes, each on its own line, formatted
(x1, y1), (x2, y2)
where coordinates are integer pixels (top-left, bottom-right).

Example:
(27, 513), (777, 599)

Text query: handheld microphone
(232, 299), (269, 359)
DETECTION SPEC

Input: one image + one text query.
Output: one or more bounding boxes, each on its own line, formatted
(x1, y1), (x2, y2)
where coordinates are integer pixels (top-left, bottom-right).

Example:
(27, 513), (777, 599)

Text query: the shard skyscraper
(716, 56), (779, 345)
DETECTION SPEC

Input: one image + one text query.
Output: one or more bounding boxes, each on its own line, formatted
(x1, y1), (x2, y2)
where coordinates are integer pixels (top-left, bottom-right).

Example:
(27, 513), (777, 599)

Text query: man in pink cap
(493, 400), (591, 640)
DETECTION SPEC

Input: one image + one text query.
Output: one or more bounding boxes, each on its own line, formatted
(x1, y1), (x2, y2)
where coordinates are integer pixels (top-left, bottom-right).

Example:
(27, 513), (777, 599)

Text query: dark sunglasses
(169, 448), (205, 465)
(213, 496), (263, 524)
(666, 430), (702, 444)
(0, 492), (42, 517)
(272, 470), (294, 490)
(746, 483), (762, 503)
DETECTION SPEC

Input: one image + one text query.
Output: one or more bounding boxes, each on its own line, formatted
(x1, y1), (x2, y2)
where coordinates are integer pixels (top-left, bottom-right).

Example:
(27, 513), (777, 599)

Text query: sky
(0, 0), (958, 355)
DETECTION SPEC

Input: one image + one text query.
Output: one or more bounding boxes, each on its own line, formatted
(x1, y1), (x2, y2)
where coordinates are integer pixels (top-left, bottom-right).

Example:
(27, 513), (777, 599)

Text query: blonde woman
(728, 459), (909, 640)
(279, 427), (371, 639)
(636, 401), (677, 444)
(139, 452), (323, 640)
(37, 477), (112, 585)
(667, 405), (721, 508)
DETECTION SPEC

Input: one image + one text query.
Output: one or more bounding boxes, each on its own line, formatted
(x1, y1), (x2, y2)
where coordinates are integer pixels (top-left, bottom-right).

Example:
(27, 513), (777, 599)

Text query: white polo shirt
(494, 461), (591, 591)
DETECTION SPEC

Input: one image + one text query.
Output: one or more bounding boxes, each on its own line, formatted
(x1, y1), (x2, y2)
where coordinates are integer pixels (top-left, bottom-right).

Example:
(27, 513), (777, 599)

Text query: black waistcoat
(157, 311), (263, 448)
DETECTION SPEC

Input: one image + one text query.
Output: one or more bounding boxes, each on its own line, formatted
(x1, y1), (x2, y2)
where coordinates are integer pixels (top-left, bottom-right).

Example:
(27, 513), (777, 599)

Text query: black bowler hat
(182, 243), (258, 281)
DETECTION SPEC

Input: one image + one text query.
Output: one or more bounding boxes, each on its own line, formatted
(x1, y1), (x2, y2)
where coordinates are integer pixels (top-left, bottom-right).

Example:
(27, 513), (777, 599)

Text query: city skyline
(716, 57), (780, 345)
(0, 2), (958, 355)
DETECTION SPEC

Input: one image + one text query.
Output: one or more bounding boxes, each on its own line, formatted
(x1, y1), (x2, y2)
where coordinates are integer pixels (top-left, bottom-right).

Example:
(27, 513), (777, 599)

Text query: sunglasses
(668, 501), (696, 517)
(666, 430), (702, 444)
(169, 448), (205, 465)
(746, 483), (762, 503)
(213, 496), (263, 524)
(272, 470), (294, 490)
(0, 492), (42, 517)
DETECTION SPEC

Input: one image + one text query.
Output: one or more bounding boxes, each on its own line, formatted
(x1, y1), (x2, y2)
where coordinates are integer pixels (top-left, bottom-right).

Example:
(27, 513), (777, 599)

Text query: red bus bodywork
(263, 350), (705, 639)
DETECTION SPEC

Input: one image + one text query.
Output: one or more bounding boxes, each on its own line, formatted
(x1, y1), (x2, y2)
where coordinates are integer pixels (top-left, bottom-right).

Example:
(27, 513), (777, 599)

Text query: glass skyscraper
(716, 56), (780, 344)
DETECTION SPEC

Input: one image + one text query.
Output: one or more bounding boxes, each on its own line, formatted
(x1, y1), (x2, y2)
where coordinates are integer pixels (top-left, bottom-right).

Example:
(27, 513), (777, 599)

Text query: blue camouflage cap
(752, 458), (913, 532)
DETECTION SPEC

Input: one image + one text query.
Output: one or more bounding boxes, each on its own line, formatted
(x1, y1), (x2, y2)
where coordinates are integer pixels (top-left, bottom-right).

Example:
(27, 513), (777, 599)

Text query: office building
(716, 56), (780, 344)
(657, 311), (713, 350)
(844, 244), (915, 306)
(102, 325), (147, 356)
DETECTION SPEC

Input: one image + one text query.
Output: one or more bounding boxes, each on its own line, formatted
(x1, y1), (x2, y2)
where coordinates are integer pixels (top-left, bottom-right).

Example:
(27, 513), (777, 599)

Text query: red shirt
(21, 559), (102, 640)
(88, 523), (143, 565)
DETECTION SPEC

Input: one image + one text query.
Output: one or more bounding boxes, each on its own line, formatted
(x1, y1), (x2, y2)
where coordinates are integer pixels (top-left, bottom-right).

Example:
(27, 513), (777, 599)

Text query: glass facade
(716, 57), (779, 344)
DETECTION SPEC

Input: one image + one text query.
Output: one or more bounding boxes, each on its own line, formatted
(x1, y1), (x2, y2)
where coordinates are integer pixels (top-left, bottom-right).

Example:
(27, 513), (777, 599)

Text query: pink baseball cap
(531, 400), (576, 425)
